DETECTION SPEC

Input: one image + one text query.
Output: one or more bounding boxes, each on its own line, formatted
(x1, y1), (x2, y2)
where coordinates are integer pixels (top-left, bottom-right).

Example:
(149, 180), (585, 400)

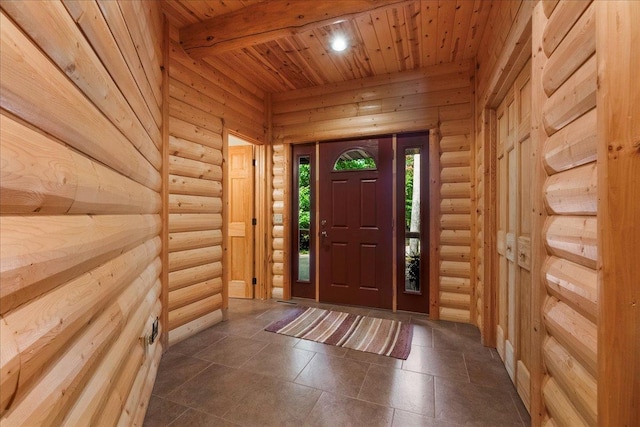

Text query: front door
(318, 138), (393, 309)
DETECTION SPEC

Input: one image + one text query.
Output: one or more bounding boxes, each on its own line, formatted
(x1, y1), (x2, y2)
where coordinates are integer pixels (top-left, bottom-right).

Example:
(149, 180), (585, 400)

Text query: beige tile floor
(144, 299), (530, 427)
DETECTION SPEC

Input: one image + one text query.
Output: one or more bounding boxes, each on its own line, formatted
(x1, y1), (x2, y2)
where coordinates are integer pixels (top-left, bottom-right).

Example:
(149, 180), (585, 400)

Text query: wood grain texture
(2, 279), (160, 426)
(168, 230), (222, 253)
(4, 244), (160, 406)
(541, 3), (595, 97)
(543, 377), (590, 427)
(168, 309), (223, 346)
(168, 246), (222, 272)
(544, 215), (597, 269)
(542, 55), (596, 135)
(544, 256), (597, 323)
(0, 316), (20, 415)
(168, 278), (223, 311)
(59, 279), (160, 426)
(542, 0), (591, 57)
(180, 0), (410, 58)
(543, 297), (597, 379)
(543, 162), (597, 215)
(544, 336), (597, 426)
(168, 262), (222, 292)
(3, 1), (162, 158)
(0, 215), (161, 314)
(1, 114), (161, 215)
(166, 27), (231, 337)
(168, 294), (222, 330)
(543, 108), (596, 175)
(0, 1), (163, 424)
(62, 0), (161, 130)
(596, 1), (640, 425)
(529, 4), (550, 423)
(0, 11), (161, 191)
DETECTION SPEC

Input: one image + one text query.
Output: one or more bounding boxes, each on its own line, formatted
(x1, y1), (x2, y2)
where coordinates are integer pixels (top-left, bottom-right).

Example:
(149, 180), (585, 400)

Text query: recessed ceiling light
(331, 36), (347, 52)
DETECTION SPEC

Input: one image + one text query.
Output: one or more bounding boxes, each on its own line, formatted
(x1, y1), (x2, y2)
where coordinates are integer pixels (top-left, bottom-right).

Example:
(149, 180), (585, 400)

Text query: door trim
(223, 131), (268, 303)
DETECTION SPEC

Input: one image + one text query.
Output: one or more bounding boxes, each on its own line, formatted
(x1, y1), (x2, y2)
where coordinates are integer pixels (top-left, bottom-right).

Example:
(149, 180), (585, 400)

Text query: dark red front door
(318, 137), (393, 309)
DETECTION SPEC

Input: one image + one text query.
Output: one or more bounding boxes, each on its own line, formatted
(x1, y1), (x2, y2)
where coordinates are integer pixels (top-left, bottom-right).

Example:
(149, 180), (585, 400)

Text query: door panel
(228, 145), (254, 299)
(496, 60), (532, 411)
(319, 138), (393, 309)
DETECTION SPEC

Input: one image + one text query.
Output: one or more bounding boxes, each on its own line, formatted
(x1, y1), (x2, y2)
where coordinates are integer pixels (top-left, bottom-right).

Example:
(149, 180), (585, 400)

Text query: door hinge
(252, 218), (257, 226)
(252, 277), (257, 285)
(252, 159), (256, 166)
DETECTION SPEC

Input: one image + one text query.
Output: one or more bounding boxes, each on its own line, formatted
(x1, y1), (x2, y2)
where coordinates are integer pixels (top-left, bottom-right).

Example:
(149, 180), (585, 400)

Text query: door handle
(321, 231), (328, 238)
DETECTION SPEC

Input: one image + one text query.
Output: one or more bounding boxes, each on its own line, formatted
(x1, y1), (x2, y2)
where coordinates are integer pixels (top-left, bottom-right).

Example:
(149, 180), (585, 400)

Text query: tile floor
(144, 299), (531, 427)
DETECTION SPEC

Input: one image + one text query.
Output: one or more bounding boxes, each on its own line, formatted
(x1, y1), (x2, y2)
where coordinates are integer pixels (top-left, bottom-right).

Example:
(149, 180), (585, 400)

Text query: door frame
(286, 132), (439, 314)
(478, 9), (533, 349)
(222, 130), (268, 308)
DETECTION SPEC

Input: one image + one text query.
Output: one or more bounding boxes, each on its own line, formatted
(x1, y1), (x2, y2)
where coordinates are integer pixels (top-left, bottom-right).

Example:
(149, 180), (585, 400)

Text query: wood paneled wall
(0, 1), (163, 424)
(270, 62), (475, 321)
(166, 26), (267, 344)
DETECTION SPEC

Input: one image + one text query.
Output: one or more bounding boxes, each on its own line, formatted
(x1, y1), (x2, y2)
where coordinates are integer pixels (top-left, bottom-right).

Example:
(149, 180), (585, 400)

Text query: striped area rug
(265, 307), (413, 359)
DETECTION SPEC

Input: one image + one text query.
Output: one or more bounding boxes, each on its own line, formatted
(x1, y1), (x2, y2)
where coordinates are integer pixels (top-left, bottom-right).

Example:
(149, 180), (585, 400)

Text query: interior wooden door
(228, 144), (254, 299)
(496, 61), (532, 410)
(514, 62), (532, 410)
(318, 138), (393, 309)
(496, 86), (516, 379)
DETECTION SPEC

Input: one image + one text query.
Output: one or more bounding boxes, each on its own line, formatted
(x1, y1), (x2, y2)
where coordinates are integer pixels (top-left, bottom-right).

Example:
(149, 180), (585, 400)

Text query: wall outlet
(273, 213), (283, 224)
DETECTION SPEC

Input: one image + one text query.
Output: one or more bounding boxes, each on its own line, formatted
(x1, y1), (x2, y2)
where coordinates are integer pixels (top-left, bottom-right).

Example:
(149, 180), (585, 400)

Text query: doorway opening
(226, 134), (257, 299)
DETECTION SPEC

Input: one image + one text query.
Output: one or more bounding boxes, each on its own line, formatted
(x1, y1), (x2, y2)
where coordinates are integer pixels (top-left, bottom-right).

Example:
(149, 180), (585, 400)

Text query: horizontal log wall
(270, 143), (289, 299)
(536, 2), (598, 425)
(166, 26), (266, 344)
(168, 25), (266, 145)
(271, 62), (475, 321)
(0, 1), (163, 424)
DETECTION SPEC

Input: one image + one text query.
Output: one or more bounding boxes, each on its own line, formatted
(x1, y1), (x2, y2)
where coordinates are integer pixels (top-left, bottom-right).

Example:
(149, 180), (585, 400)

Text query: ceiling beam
(179, 0), (411, 58)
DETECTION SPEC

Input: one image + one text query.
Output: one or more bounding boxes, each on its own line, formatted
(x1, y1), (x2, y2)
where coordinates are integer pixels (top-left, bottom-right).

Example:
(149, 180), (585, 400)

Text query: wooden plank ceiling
(163, 0), (493, 93)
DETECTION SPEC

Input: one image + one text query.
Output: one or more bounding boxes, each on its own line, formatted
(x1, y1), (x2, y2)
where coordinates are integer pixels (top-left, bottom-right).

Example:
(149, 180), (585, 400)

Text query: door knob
(321, 231), (328, 237)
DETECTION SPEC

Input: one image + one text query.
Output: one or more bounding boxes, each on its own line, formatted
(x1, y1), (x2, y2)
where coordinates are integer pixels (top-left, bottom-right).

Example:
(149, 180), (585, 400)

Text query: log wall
(535, 2), (598, 425)
(270, 62), (475, 321)
(0, 1), (163, 424)
(167, 25), (267, 344)
(475, 0), (599, 424)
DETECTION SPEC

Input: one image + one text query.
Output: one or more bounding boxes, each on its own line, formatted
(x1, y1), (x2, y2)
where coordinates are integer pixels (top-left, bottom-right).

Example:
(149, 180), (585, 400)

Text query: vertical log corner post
(596, 1), (640, 425)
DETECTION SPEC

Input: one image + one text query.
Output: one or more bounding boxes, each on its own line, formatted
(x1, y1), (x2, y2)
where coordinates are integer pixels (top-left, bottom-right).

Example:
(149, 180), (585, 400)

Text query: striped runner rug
(265, 307), (413, 359)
